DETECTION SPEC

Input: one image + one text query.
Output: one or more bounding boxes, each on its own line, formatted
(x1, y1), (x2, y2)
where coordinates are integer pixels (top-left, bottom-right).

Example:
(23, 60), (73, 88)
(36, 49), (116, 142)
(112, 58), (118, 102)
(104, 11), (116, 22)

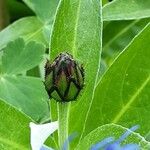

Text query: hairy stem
(58, 102), (70, 149)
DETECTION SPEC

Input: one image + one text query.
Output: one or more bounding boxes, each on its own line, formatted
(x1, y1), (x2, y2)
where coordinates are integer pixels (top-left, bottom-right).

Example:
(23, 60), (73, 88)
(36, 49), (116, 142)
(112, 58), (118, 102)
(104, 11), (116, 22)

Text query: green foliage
(50, 0), (102, 147)
(0, 38), (49, 122)
(84, 24), (150, 136)
(75, 124), (150, 150)
(0, 0), (150, 149)
(0, 0), (59, 50)
(102, 18), (150, 66)
(0, 17), (46, 50)
(0, 100), (31, 150)
(103, 0), (150, 21)
(23, 0), (59, 23)
(2, 38), (44, 74)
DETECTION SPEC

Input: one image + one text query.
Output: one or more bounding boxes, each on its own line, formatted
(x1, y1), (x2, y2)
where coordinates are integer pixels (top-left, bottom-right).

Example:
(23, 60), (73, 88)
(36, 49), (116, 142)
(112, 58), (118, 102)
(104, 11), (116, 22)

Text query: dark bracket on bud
(44, 52), (84, 102)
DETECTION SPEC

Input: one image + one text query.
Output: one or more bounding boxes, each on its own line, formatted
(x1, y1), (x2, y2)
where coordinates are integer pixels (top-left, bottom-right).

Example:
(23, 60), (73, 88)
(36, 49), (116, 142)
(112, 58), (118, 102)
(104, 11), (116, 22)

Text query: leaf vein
(112, 74), (150, 123)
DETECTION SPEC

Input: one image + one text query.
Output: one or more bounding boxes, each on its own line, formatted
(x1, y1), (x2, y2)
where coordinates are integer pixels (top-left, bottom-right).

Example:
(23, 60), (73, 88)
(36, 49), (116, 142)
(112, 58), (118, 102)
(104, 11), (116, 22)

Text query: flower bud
(45, 53), (84, 102)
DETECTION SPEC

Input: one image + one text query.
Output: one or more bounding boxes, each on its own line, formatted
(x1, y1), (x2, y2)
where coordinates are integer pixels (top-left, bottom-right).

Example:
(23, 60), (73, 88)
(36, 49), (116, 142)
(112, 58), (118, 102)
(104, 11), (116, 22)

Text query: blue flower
(91, 125), (140, 150)
(30, 122), (140, 150)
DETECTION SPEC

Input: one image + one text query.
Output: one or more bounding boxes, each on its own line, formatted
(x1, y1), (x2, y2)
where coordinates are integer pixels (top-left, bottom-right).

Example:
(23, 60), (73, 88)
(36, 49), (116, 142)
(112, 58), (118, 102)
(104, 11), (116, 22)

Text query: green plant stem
(57, 102), (70, 149)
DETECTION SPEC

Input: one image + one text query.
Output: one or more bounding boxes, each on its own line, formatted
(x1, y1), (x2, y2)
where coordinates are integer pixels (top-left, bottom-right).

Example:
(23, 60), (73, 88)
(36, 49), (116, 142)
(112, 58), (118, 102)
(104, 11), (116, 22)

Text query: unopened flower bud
(45, 53), (84, 102)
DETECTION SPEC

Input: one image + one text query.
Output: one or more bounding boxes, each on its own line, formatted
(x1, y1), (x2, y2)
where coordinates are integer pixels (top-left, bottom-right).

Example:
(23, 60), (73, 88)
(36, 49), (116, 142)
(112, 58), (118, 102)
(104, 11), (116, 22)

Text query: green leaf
(2, 38), (45, 74)
(0, 75), (49, 122)
(103, 0), (150, 21)
(102, 18), (150, 66)
(50, 0), (102, 147)
(26, 66), (40, 77)
(0, 100), (31, 150)
(7, 0), (34, 21)
(0, 17), (47, 50)
(23, 0), (59, 23)
(75, 124), (150, 150)
(102, 0), (109, 6)
(0, 38), (49, 122)
(83, 24), (150, 137)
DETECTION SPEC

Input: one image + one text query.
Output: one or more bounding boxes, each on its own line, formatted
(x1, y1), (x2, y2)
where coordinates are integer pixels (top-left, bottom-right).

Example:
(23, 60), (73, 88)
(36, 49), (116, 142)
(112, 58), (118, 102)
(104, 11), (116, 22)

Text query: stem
(49, 101), (59, 149)
(57, 102), (70, 149)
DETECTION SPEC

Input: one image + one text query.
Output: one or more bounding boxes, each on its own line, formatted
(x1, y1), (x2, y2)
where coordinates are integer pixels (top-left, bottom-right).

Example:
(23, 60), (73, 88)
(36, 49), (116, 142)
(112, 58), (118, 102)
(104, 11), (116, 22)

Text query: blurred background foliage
(0, 0), (110, 27)
(0, 0), (149, 78)
(0, 0), (150, 149)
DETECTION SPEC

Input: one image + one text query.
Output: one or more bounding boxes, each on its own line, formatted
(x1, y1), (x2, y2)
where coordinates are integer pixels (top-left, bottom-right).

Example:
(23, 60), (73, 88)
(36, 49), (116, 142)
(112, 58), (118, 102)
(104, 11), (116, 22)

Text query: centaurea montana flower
(30, 123), (140, 150)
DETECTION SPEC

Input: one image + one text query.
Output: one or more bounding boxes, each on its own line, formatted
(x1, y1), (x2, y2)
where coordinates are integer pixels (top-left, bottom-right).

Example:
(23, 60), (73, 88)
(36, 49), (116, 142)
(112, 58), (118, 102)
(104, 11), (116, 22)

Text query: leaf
(102, 0), (109, 6)
(7, 0), (34, 21)
(0, 38), (49, 122)
(103, 0), (150, 21)
(102, 18), (150, 65)
(0, 100), (31, 150)
(26, 66), (40, 77)
(83, 23), (150, 137)
(2, 38), (45, 74)
(23, 0), (59, 23)
(0, 17), (47, 50)
(50, 0), (102, 148)
(75, 124), (150, 150)
(0, 75), (49, 122)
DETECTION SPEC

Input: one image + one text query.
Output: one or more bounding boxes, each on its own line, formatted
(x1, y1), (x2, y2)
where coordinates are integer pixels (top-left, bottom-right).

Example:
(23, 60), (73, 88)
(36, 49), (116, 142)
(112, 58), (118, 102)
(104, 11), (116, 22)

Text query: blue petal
(90, 137), (114, 150)
(117, 125), (139, 143)
(90, 125), (140, 150)
(105, 143), (121, 150)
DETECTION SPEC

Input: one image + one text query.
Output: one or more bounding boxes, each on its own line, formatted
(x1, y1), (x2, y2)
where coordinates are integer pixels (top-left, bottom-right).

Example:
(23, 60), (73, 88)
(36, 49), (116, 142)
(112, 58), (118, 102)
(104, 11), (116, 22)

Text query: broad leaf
(0, 100), (31, 150)
(0, 38), (49, 122)
(2, 38), (45, 74)
(75, 124), (150, 150)
(83, 24), (150, 137)
(23, 0), (59, 23)
(50, 0), (102, 148)
(103, 0), (150, 21)
(0, 75), (49, 122)
(0, 17), (47, 50)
